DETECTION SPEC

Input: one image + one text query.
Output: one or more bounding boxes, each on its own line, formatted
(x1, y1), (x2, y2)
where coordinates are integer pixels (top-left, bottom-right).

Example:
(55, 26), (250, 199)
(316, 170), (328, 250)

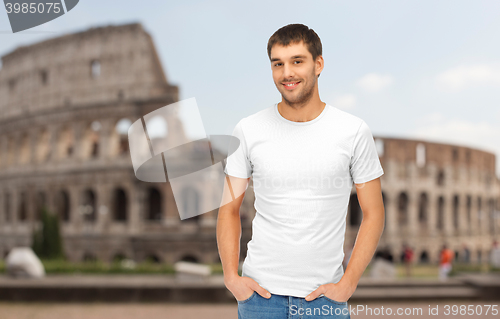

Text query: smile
(282, 81), (300, 90)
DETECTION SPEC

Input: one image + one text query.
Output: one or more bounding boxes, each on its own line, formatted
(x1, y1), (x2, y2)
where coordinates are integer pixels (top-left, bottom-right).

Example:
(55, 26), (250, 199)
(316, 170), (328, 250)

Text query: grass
(0, 259), (224, 275)
(1, 259), (499, 277)
(368, 262), (500, 279)
(0, 258), (171, 274)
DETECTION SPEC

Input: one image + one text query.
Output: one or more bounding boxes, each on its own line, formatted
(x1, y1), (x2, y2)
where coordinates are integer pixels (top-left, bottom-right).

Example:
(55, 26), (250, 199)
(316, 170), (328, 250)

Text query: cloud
(356, 73), (393, 93)
(435, 63), (500, 91)
(412, 113), (500, 177)
(331, 94), (356, 109)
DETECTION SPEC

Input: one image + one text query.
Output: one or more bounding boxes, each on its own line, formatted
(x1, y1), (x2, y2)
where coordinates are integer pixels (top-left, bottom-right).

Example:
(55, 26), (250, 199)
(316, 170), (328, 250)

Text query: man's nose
(282, 63), (295, 79)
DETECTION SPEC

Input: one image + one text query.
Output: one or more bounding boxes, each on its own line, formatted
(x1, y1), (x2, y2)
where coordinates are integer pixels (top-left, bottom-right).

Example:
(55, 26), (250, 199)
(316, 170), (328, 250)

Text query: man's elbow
(361, 207), (385, 224)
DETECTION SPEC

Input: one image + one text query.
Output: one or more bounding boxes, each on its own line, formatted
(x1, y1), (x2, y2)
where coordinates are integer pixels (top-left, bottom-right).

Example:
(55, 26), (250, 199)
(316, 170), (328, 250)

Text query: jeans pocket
(237, 291), (256, 304)
(321, 295), (348, 305)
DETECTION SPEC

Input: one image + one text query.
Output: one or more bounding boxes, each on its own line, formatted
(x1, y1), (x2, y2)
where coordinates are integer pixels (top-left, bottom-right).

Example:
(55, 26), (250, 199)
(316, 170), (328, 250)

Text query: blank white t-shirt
(224, 103), (384, 298)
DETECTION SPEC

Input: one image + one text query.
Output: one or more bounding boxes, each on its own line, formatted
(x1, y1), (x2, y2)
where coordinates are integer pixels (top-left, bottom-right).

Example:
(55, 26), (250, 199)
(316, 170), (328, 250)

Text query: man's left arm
(305, 177), (385, 302)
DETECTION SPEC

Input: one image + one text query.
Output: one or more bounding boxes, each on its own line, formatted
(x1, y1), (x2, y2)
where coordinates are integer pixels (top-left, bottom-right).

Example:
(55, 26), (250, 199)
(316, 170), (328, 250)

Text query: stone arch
(419, 250), (429, 263)
(57, 125), (74, 159)
(453, 195), (460, 231)
(82, 121), (101, 159)
(466, 195), (472, 233)
(55, 190), (70, 222)
(18, 191), (27, 221)
(437, 196), (445, 230)
(91, 59), (101, 78)
(488, 198), (495, 235)
(477, 196), (482, 226)
(36, 128), (50, 162)
(112, 188), (128, 221)
(39, 69), (49, 85)
(4, 191), (11, 222)
(437, 169), (445, 186)
(6, 135), (15, 166)
(19, 132), (30, 164)
(397, 192), (408, 225)
(81, 189), (97, 222)
(349, 193), (362, 226)
(110, 118), (132, 157)
(35, 191), (47, 221)
(146, 187), (162, 220)
(179, 254), (199, 263)
(418, 192), (428, 227)
(385, 247), (395, 263)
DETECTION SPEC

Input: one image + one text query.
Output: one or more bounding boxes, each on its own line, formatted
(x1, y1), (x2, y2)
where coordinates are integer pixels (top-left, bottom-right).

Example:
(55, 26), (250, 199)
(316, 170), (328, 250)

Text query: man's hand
(224, 275), (272, 301)
(304, 280), (356, 302)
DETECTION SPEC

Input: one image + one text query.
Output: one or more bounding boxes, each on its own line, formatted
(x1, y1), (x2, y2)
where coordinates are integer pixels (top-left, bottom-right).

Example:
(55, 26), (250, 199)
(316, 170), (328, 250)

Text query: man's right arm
(217, 175), (248, 281)
(216, 174), (271, 301)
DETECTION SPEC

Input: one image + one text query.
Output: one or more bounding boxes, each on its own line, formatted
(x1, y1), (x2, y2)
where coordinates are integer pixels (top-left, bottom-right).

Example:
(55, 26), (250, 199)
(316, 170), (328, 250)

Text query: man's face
(270, 41), (322, 106)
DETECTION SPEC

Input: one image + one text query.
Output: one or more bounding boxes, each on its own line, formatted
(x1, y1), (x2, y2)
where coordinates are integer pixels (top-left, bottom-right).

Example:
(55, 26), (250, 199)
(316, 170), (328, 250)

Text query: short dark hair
(267, 24), (322, 62)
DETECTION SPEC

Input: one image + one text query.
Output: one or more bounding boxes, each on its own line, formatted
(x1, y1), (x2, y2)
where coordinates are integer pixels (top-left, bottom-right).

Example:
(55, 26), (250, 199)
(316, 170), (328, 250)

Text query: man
(402, 243), (414, 277)
(216, 24), (385, 319)
(439, 244), (454, 281)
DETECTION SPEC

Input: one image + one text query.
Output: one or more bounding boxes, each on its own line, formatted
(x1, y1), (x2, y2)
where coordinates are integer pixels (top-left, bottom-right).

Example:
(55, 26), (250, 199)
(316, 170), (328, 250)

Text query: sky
(1, 0), (500, 177)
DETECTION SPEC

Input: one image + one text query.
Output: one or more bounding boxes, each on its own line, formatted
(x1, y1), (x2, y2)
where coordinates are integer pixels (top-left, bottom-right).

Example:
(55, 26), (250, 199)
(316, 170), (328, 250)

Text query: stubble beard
(280, 70), (317, 109)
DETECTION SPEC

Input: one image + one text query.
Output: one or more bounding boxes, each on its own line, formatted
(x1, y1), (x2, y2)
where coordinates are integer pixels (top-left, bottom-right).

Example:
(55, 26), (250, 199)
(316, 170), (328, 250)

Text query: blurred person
(490, 240), (500, 268)
(439, 244), (454, 281)
(402, 244), (414, 277)
(217, 23), (385, 319)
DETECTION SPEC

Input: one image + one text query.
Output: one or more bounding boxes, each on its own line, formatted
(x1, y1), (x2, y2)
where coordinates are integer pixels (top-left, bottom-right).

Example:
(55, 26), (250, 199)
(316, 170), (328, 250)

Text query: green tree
(31, 207), (65, 260)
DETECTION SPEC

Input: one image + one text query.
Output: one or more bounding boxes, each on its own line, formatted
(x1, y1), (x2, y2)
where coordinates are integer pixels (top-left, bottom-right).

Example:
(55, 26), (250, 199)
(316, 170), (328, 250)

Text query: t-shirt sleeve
(224, 119), (252, 178)
(349, 120), (384, 184)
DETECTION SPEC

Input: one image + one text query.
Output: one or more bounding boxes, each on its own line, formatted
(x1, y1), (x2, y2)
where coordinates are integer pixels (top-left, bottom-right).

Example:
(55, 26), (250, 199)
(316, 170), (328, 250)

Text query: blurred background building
(350, 137), (500, 265)
(0, 22), (498, 267)
(0, 23), (238, 265)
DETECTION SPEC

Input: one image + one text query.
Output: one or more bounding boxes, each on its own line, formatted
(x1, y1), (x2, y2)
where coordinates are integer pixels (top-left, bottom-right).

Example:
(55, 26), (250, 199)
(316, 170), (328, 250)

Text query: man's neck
(278, 99), (326, 123)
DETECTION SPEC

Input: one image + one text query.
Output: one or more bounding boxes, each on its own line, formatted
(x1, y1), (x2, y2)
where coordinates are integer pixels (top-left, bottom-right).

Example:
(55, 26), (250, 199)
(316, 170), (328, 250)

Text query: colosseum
(0, 22), (499, 267)
(351, 137), (500, 265)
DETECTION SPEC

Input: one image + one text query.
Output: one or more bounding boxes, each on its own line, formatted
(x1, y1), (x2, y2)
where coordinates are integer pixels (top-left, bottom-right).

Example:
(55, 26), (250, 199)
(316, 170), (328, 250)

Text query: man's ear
(315, 55), (324, 78)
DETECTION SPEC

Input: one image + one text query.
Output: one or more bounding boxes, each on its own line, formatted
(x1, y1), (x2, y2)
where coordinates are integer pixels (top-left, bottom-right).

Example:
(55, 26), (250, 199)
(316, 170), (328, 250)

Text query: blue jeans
(237, 292), (351, 319)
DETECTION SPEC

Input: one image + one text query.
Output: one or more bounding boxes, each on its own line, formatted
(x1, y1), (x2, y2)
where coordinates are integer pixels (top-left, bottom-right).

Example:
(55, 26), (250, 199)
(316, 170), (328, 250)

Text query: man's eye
(294, 60), (302, 64)
(274, 63), (282, 67)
